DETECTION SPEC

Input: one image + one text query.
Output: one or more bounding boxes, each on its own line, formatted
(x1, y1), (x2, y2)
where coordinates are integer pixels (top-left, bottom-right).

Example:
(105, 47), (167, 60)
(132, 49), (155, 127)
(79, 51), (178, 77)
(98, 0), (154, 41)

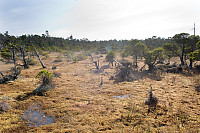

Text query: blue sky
(0, 0), (199, 40)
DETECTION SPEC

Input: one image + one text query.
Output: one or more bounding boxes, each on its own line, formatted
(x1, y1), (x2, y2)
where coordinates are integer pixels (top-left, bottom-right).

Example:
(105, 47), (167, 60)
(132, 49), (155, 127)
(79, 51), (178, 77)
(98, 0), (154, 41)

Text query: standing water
(21, 103), (54, 127)
(112, 94), (132, 99)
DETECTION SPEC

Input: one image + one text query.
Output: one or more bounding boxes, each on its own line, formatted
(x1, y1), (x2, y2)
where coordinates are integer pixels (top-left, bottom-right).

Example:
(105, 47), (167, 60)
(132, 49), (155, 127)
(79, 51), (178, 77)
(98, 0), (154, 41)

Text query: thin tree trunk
(148, 63), (154, 71)
(111, 61), (113, 67)
(189, 58), (193, 69)
(20, 46), (28, 69)
(140, 64), (146, 71)
(181, 44), (185, 65)
(94, 61), (99, 70)
(184, 53), (187, 66)
(0, 71), (4, 76)
(91, 55), (99, 70)
(98, 59), (100, 68)
(135, 55), (138, 67)
(33, 46), (46, 68)
(12, 46), (17, 76)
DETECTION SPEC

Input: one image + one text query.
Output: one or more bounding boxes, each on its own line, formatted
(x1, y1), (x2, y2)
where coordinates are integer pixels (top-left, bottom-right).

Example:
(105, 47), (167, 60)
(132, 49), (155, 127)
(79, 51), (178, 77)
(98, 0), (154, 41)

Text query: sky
(0, 0), (199, 40)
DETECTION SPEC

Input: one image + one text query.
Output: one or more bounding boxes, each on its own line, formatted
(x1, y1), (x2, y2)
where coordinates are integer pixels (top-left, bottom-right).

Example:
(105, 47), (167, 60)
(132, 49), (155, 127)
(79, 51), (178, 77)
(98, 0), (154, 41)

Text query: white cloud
(1, 0), (199, 40)
(55, 0), (198, 40)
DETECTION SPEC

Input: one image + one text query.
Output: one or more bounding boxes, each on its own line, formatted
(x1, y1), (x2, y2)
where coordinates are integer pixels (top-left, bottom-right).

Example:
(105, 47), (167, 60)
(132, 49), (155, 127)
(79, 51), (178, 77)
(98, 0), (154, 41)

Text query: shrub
(53, 55), (63, 62)
(42, 52), (49, 59)
(121, 50), (128, 58)
(0, 49), (12, 59)
(26, 58), (37, 66)
(36, 70), (53, 85)
(84, 50), (92, 56)
(77, 53), (87, 61)
(72, 53), (87, 62)
(106, 51), (116, 62)
(114, 65), (134, 83)
(106, 50), (116, 66)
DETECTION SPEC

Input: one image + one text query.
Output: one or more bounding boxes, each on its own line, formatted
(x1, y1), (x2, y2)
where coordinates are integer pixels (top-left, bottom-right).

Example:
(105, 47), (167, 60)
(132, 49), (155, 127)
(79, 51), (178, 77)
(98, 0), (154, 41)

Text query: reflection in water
(21, 103), (54, 127)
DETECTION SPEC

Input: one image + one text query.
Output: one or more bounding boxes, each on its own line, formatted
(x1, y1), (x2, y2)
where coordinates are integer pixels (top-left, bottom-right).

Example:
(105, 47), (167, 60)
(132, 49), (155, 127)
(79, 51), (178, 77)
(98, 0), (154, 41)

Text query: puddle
(20, 103), (54, 127)
(112, 94), (132, 99)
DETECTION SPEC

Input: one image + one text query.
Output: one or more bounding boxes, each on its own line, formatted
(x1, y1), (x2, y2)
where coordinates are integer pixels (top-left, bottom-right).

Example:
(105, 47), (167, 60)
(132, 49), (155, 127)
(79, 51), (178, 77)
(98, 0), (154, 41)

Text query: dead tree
(91, 55), (99, 70)
(32, 45), (46, 68)
(20, 46), (28, 69)
(12, 45), (17, 77)
(145, 85), (158, 113)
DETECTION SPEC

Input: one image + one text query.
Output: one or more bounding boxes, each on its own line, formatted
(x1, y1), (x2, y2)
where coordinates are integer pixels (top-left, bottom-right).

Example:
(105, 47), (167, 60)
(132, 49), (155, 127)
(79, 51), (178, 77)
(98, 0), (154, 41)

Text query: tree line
(0, 31), (200, 71)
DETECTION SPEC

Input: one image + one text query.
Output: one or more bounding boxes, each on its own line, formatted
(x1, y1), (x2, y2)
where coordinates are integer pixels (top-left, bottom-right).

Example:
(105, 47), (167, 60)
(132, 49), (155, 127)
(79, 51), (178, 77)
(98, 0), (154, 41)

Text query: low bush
(42, 52), (49, 59)
(53, 55), (63, 62)
(0, 49), (12, 60)
(72, 53), (87, 63)
(26, 58), (37, 66)
(36, 69), (53, 85)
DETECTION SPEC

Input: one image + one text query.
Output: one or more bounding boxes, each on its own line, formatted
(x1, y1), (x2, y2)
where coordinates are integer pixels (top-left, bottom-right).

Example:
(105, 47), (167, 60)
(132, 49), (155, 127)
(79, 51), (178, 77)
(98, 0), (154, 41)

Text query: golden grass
(0, 53), (200, 132)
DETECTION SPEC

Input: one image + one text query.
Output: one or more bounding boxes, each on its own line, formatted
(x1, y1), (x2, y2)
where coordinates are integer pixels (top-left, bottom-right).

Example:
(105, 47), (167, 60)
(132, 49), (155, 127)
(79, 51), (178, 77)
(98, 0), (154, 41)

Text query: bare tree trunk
(94, 61), (99, 70)
(180, 44), (185, 65)
(147, 63), (154, 71)
(20, 46), (29, 69)
(140, 64), (146, 71)
(0, 71), (4, 76)
(135, 55), (138, 68)
(98, 59), (100, 68)
(12, 46), (17, 76)
(91, 55), (99, 70)
(189, 58), (193, 69)
(32, 46), (46, 68)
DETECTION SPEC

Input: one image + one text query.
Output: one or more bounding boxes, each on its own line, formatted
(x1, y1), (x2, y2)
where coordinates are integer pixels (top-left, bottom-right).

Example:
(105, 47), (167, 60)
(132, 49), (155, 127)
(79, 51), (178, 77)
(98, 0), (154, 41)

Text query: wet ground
(20, 103), (54, 127)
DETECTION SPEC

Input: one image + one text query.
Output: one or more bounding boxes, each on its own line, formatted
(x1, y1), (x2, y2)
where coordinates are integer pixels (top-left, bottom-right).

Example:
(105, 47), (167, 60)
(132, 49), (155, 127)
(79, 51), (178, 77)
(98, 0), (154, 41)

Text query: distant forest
(0, 31), (171, 53)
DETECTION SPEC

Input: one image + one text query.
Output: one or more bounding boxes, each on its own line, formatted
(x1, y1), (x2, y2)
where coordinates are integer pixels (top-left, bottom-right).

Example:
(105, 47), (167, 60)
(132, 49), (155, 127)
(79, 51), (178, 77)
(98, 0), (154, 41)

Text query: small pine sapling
(36, 69), (53, 85)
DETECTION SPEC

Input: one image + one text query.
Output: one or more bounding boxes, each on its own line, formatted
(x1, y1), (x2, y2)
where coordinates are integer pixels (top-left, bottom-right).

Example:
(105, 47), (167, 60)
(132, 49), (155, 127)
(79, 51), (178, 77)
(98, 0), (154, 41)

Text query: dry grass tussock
(0, 52), (199, 132)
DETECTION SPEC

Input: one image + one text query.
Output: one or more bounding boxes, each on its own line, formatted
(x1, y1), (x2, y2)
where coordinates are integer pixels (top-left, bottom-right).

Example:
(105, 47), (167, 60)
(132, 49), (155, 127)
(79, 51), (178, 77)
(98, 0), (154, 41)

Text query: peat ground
(0, 52), (199, 132)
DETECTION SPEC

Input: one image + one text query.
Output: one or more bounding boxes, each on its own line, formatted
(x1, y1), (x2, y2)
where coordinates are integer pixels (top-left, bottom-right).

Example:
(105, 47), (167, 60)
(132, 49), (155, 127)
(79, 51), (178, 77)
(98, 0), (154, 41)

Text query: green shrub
(106, 50), (116, 62)
(189, 50), (200, 62)
(36, 70), (53, 85)
(72, 53), (87, 63)
(42, 52), (49, 59)
(121, 50), (128, 58)
(0, 49), (11, 59)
